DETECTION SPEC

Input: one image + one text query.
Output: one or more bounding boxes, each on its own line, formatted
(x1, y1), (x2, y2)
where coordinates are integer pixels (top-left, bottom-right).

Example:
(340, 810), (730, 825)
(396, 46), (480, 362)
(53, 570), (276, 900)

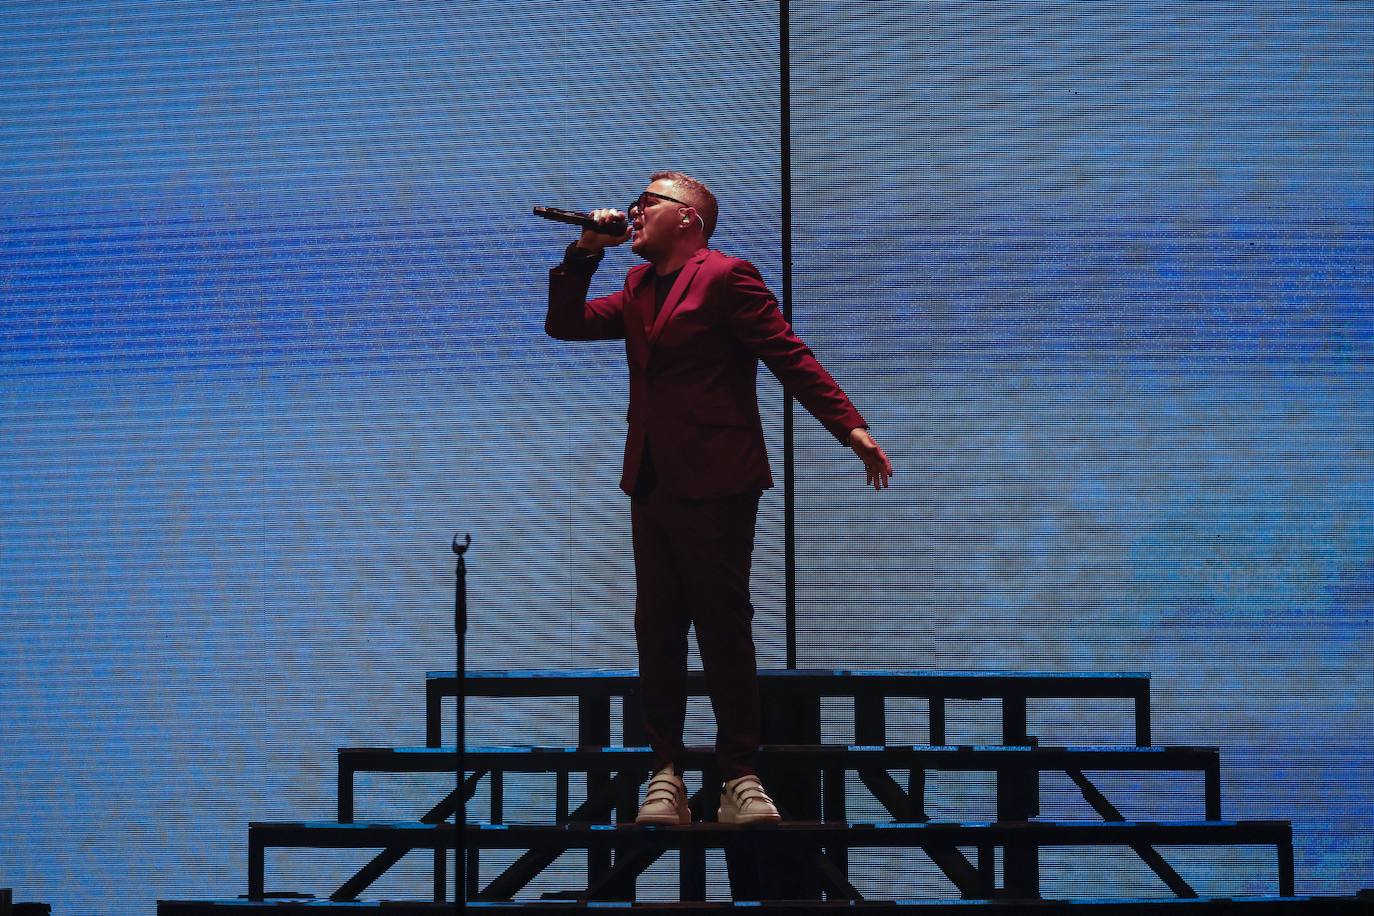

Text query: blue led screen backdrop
(788, 2), (1371, 896)
(1, 1), (1370, 911)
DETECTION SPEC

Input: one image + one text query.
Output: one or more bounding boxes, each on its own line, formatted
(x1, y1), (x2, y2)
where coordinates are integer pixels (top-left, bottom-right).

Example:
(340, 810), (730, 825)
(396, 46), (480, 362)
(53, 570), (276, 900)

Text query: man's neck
(649, 243), (706, 277)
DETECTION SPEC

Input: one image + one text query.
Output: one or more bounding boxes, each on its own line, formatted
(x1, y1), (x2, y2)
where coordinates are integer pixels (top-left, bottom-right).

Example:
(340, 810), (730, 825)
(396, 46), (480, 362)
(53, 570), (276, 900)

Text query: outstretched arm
(725, 259), (893, 489)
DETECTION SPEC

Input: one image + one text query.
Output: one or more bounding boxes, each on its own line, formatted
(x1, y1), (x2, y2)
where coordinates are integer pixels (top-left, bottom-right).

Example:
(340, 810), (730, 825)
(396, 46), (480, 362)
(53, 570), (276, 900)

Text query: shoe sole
(636, 814), (690, 825)
(717, 807), (781, 825)
(636, 804), (691, 826)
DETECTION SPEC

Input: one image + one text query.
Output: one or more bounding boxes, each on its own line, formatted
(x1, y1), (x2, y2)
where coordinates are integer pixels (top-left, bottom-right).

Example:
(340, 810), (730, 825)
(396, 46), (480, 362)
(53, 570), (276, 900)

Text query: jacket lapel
(630, 267), (655, 344)
(648, 248), (710, 347)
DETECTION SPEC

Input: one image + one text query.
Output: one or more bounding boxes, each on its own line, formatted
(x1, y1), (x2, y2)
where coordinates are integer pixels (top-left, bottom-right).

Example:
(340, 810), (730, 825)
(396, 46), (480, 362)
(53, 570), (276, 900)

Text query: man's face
(630, 179), (694, 259)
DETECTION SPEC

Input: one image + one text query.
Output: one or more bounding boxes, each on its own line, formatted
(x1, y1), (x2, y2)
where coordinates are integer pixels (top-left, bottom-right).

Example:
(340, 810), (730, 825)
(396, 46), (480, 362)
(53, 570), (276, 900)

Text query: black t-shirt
(652, 268), (682, 318)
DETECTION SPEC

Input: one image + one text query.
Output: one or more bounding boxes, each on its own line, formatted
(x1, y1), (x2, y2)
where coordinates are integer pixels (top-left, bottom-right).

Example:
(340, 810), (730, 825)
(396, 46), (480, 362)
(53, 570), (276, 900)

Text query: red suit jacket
(548, 247), (866, 500)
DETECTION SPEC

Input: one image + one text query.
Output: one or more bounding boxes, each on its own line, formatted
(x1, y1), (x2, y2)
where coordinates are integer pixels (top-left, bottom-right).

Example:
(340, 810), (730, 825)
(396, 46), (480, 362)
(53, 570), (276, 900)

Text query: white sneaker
(717, 774), (781, 825)
(635, 765), (690, 825)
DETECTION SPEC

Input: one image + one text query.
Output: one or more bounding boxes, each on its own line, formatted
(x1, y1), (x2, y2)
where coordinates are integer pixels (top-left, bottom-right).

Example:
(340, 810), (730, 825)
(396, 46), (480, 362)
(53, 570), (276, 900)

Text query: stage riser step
(461, 820), (1290, 851)
(338, 744), (1223, 823)
(434, 669), (1152, 700)
(158, 898), (1373, 915)
(249, 819), (1289, 849)
(429, 669), (1153, 748)
(344, 744), (1217, 772)
(246, 820), (1294, 901)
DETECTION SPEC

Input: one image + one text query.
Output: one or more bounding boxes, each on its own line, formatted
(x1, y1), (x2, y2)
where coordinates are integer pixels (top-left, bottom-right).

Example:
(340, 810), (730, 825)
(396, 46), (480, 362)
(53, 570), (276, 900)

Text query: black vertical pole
(452, 533), (471, 908)
(781, 0), (796, 671)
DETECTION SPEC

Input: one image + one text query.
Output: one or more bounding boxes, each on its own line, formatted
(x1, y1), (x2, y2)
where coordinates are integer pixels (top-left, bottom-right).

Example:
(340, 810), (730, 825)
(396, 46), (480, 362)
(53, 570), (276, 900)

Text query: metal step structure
(336, 743), (1224, 824)
(158, 668), (1368, 913)
(425, 668), (1158, 749)
(157, 898), (1374, 916)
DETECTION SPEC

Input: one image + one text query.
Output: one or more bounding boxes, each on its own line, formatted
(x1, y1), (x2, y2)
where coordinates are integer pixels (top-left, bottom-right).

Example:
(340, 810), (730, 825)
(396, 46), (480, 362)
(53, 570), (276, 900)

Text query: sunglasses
(629, 190), (692, 214)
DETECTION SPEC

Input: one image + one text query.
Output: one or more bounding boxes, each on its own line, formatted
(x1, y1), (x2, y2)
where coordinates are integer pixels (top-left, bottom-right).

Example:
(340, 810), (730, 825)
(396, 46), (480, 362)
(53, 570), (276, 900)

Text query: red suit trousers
(630, 464), (762, 782)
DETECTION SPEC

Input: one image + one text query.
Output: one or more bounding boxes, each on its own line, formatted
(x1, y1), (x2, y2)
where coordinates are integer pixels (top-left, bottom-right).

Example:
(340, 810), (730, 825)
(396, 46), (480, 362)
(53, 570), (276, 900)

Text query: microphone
(533, 206), (628, 236)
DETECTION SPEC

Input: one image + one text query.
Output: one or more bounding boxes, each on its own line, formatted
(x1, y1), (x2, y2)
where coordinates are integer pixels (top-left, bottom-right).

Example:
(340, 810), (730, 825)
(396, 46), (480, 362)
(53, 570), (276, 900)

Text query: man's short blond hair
(651, 170), (719, 240)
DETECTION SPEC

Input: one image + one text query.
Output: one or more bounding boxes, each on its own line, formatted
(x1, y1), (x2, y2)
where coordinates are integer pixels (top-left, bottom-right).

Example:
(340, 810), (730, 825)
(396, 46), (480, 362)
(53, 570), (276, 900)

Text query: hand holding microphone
(533, 205), (630, 251)
(578, 208), (631, 251)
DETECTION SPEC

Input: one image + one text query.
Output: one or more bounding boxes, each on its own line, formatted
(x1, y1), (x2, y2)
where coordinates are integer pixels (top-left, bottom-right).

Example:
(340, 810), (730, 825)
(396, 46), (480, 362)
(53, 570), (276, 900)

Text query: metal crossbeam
(1066, 768), (1196, 898)
(330, 770), (484, 901)
(476, 769), (645, 901)
(853, 768), (984, 897)
(857, 768), (921, 821)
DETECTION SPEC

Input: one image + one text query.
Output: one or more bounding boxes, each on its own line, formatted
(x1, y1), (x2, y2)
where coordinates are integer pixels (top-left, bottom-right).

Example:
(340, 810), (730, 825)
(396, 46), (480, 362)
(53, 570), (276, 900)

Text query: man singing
(546, 171), (891, 825)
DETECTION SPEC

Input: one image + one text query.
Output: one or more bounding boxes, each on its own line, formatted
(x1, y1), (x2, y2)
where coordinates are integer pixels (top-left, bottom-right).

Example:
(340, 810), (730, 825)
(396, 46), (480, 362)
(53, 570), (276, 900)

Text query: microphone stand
(452, 533), (471, 906)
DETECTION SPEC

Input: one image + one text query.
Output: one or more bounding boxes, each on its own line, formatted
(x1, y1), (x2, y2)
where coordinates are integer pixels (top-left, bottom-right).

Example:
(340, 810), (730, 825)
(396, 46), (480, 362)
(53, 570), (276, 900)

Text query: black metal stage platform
(158, 898), (1373, 915)
(157, 668), (1368, 912)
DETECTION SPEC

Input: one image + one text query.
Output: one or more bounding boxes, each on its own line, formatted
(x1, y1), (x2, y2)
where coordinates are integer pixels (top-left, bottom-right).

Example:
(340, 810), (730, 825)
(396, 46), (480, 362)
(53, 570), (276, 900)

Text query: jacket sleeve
(723, 259), (867, 444)
(546, 260), (628, 341)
